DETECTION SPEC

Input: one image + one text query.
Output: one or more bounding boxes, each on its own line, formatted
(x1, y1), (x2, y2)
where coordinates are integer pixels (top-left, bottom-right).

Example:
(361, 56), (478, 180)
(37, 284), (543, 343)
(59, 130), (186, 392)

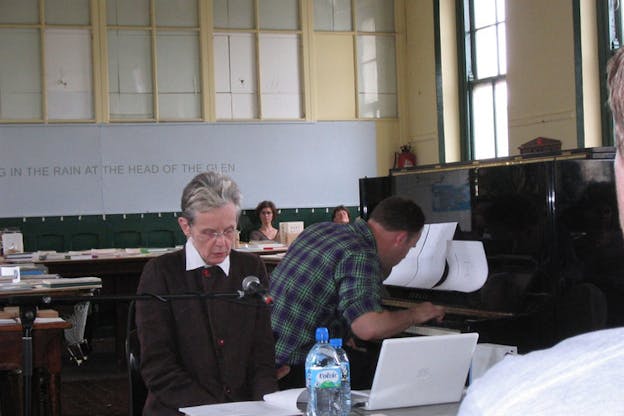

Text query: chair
(126, 300), (148, 416)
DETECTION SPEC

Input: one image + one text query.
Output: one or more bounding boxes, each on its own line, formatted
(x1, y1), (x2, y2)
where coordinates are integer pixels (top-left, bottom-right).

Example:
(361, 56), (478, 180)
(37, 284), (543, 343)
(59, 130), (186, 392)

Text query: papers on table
(180, 388), (305, 416)
(0, 266), (21, 283)
(0, 275), (101, 292)
(235, 243), (288, 253)
(3, 248), (182, 263)
(384, 222), (488, 292)
(40, 276), (102, 288)
(0, 317), (65, 325)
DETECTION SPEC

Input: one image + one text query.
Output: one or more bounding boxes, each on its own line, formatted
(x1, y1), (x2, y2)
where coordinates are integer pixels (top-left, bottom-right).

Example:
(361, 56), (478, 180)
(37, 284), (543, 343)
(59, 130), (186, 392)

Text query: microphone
(241, 276), (273, 305)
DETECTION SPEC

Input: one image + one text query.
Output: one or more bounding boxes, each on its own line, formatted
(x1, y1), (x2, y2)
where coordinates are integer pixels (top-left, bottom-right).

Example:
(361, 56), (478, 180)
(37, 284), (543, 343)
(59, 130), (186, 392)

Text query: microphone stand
(19, 304), (37, 416)
(0, 290), (251, 416)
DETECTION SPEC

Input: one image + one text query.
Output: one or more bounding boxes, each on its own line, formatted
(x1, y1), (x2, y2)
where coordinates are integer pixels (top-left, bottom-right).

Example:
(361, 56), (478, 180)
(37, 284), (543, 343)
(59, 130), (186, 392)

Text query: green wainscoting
(0, 206), (360, 252)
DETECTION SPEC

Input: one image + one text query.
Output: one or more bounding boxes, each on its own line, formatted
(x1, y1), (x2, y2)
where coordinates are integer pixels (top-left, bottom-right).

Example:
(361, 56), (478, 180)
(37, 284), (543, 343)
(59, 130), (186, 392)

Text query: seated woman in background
(250, 200), (280, 242)
(332, 205), (351, 224)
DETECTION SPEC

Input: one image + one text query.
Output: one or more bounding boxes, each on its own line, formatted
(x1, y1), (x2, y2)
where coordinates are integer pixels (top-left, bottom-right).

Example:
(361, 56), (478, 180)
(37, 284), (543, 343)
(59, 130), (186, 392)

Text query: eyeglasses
(194, 228), (238, 242)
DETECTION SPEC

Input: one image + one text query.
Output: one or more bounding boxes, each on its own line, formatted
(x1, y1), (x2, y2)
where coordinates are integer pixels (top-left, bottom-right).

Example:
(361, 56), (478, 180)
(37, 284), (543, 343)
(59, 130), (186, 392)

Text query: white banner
(0, 122), (377, 217)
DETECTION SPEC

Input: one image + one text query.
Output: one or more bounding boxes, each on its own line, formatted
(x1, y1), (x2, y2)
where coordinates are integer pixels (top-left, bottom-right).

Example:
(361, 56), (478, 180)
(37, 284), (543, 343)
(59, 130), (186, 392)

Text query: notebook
(353, 332), (479, 411)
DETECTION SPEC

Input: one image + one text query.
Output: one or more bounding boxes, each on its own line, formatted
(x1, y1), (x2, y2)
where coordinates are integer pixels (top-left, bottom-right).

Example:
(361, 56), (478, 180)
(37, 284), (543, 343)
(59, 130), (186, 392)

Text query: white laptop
(353, 332), (479, 411)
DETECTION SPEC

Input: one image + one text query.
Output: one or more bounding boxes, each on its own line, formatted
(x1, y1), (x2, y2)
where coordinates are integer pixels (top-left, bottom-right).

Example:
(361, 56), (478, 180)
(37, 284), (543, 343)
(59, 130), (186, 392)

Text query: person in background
(271, 196), (445, 390)
(249, 200), (280, 242)
(456, 47), (624, 416)
(135, 172), (277, 415)
(332, 205), (351, 224)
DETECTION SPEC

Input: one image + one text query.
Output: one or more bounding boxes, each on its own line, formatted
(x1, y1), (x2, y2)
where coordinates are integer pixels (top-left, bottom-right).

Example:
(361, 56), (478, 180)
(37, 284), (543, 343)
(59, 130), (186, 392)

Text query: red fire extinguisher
(395, 145), (416, 168)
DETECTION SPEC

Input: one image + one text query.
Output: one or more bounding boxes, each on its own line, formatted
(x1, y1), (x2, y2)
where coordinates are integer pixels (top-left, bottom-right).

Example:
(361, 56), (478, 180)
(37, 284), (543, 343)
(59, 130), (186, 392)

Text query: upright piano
(360, 147), (624, 352)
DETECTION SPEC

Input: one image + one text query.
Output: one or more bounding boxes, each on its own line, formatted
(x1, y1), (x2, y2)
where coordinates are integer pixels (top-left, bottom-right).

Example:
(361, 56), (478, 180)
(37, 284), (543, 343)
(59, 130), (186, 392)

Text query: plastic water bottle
(305, 328), (342, 416)
(330, 338), (351, 416)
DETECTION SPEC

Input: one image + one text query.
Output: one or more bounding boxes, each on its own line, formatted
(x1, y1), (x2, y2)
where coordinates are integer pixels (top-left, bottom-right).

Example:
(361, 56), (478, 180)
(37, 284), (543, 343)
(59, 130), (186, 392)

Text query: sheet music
(435, 240), (488, 292)
(383, 222), (488, 293)
(384, 223), (457, 289)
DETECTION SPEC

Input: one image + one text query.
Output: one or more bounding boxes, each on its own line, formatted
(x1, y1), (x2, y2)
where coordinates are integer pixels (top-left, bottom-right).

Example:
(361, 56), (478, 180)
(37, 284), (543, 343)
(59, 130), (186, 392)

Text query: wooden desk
(12, 248), (280, 366)
(0, 283), (99, 416)
(35, 254), (159, 366)
(0, 319), (71, 416)
(258, 253), (286, 274)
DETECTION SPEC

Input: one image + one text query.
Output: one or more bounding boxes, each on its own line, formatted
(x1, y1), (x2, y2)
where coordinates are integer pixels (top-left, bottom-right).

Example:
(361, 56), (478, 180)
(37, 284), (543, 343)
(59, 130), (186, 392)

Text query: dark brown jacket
(136, 249), (278, 415)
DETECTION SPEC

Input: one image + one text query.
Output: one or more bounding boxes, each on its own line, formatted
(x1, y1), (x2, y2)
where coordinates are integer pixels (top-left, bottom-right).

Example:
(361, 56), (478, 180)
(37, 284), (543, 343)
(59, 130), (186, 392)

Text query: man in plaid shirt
(270, 196), (445, 389)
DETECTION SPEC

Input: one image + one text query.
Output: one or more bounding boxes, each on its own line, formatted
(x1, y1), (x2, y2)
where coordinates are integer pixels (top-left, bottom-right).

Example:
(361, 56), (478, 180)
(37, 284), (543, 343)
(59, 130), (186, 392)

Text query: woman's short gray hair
(180, 171), (242, 224)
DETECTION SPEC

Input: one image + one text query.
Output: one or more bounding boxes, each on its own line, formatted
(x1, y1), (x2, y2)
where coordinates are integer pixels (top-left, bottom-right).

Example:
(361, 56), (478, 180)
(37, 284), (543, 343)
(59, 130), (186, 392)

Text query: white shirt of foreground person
(458, 327), (624, 416)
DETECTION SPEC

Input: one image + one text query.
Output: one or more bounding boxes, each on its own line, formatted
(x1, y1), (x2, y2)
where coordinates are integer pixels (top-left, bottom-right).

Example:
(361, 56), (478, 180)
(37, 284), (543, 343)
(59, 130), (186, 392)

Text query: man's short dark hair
(369, 196), (425, 234)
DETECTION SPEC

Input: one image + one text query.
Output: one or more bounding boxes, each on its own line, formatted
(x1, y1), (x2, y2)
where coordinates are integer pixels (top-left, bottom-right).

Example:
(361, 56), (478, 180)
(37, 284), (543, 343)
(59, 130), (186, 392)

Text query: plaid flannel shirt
(270, 218), (385, 366)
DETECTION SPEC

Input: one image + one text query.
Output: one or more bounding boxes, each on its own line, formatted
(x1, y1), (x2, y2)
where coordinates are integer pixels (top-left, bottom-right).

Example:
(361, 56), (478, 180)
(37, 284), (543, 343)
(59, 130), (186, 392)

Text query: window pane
(498, 23), (506, 74)
(45, 29), (93, 119)
(156, 31), (200, 119)
(45, 0), (90, 25)
(473, 0), (496, 29)
(108, 30), (153, 119)
(259, 0), (299, 30)
(496, 0), (505, 22)
(357, 35), (397, 118)
(356, 0), (394, 32)
(259, 34), (302, 118)
(494, 80), (508, 157)
(475, 26), (498, 79)
(214, 33), (257, 119)
(0, 28), (41, 119)
(0, 0), (38, 24)
(358, 92), (396, 118)
(107, 0), (149, 26)
(472, 83), (495, 159)
(155, 0), (197, 26)
(314, 0), (351, 31)
(213, 0), (254, 29)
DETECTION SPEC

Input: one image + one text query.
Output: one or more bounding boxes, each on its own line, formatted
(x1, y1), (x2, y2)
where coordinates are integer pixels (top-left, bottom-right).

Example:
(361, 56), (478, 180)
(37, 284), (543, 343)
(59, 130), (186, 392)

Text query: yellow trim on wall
(314, 33), (356, 119)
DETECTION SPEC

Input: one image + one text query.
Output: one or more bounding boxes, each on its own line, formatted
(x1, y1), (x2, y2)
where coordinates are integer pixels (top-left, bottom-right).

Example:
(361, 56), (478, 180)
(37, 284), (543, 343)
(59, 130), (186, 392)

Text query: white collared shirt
(184, 238), (230, 276)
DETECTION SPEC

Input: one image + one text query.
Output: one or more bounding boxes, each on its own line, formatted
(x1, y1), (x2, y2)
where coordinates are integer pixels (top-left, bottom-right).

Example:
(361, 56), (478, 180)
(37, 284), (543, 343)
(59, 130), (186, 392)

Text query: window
(462, 0), (508, 159)
(0, 0), (93, 121)
(0, 0), (392, 123)
(610, 0), (623, 50)
(107, 0), (201, 121)
(314, 0), (397, 119)
(213, 0), (303, 120)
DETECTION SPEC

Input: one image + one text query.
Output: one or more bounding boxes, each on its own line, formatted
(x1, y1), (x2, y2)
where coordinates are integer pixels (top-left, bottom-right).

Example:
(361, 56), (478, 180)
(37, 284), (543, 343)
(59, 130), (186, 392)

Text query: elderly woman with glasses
(135, 171), (277, 415)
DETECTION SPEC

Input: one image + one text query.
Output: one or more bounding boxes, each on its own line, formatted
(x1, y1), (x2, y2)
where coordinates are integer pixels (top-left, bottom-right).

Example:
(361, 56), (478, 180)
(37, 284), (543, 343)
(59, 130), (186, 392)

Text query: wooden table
(258, 253), (286, 274)
(0, 283), (100, 416)
(38, 249), (284, 362)
(6, 248), (283, 367)
(34, 254), (159, 366)
(0, 319), (71, 416)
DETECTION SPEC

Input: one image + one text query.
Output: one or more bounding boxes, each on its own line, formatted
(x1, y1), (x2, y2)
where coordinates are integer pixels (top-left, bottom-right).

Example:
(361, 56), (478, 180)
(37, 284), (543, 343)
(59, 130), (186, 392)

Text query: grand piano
(360, 147), (624, 353)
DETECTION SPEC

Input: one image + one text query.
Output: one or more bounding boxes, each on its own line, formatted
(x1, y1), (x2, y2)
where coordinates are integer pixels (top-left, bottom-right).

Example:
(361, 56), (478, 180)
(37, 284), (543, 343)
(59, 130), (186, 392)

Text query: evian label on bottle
(309, 365), (341, 388)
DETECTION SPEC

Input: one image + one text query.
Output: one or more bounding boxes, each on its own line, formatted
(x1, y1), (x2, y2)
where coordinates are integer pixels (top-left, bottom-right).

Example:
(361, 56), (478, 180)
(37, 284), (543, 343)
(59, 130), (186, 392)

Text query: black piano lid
(362, 148), (624, 351)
